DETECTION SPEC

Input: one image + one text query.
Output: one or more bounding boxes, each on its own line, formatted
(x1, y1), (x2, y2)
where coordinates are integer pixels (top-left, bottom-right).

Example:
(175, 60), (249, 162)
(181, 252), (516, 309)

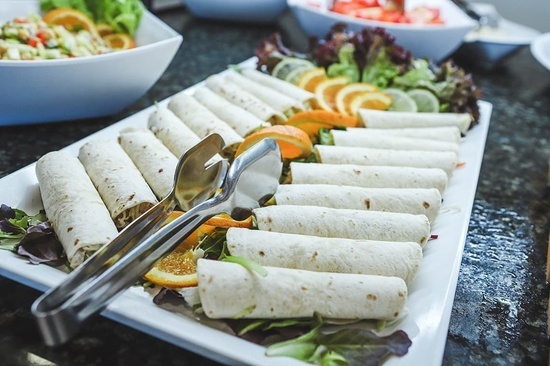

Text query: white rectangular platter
(0, 60), (492, 366)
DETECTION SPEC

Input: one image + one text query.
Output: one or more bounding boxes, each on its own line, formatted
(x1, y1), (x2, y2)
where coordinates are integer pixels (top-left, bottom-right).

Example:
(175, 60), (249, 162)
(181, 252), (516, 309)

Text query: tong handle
(32, 200), (216, 346)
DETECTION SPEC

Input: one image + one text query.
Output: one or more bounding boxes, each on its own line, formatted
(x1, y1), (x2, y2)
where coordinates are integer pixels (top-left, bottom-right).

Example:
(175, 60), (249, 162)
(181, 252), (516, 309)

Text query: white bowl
(454, 18), (540, 69)
(0, 0), (183, 126)
(183, 0), (287, 24)
(531, 32), (550, 72)
(287, 0), (477, 62)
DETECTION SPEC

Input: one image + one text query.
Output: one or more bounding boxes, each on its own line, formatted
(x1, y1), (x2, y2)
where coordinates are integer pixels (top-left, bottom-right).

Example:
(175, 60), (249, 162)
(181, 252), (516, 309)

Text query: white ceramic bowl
(183, 0), (287, 24)
(531, 32), (550, 72)
(0, 0), (183, 126)
(455, 19), (541, 70)
(287, 0), (476, 62)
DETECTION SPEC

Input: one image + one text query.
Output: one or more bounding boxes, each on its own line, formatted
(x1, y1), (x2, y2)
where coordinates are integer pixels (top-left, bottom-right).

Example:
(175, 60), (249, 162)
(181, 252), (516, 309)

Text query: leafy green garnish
(39, 0), (145, 36)
(222, 255), (268, 277)
(327, 43), (360, 83)
(265, 314), (412, 366)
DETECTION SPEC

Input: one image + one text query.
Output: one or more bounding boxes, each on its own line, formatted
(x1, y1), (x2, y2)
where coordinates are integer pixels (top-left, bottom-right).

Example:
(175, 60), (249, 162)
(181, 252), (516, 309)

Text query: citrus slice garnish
(284, 65), (317, 84)
(335, 82), (379, 116)
(407, 89), (440, 113)
(314, 76), (350, 112)
(297, 67), (327, 92)
(103, 33), (136, 50)
(42, 8), (99, 37)
(286, 110), (358, 141)
(96, 23), (115, 37)
(143, 212), (253, 288)
(235, 125), (312, 160)
(272, 57), (316, 81)
(349, 91), (393, 115)
(384, 88), (418, 112)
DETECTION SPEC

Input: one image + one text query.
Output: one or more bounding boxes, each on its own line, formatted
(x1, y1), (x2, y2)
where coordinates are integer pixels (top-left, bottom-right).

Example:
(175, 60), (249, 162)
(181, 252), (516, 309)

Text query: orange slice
(42, 8), (99, 37)
(314, 76), (350, 112)
(103, 33), (136, 50)
(335, 82), (379, 116)
(286, 110), (358, 141)
(143, 212), (254, 288)
(349, 91), (393, 116)
(96, 23), (115, 37)
(297, 67), (327, 92)
(235, 125), (312, 160)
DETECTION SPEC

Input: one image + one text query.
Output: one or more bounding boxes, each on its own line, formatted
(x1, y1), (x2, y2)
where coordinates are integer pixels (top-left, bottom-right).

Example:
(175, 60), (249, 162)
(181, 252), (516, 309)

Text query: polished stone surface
(0, 5), (549, 366)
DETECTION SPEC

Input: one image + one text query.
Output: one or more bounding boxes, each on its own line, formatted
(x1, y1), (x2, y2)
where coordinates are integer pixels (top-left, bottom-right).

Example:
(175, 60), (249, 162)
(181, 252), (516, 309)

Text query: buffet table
(0, 5), (548, 365)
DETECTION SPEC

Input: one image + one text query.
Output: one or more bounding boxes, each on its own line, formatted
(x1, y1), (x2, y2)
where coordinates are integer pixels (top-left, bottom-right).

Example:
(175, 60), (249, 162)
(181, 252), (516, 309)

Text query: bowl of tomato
(287, 0), (477, 61)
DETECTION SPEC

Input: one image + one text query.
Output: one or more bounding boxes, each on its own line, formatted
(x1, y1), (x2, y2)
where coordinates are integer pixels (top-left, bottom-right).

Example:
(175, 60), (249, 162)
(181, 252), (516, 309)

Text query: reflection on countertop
(0, 5), (549, 366)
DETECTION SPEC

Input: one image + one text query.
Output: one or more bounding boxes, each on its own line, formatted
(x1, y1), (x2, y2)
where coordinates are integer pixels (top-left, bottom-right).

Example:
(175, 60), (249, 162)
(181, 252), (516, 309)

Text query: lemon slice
(384, 88), (418, 112)
(284, 66), (315, 84)
(407, 89), (440, 113)
(272, 57), (316, 81)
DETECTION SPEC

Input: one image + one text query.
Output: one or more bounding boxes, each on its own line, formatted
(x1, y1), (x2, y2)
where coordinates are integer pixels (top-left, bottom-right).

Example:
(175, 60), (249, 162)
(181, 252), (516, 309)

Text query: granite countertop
(0, 5), (549, 366)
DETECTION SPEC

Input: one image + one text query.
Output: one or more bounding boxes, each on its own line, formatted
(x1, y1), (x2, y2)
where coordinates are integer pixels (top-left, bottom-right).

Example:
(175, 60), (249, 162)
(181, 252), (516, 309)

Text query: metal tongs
(31, 134), (283, 346)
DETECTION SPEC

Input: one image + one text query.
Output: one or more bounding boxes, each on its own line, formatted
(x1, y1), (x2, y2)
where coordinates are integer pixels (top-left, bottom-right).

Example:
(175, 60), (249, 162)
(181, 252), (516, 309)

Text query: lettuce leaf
(39, 0), (144, 36)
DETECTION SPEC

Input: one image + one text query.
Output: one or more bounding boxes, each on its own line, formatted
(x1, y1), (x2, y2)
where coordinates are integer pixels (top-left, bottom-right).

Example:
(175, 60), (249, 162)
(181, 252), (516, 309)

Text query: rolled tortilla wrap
(253, 205), (431, 246)
(315, 145), (458, 176)
(290, 162), (448, 194)
(147, 107), (201, 159)
(205, 74), (287, 125)
(225, 69), (306, 115)
(168, 92), (243, 154)
(193, 86), (269, 137)
(118, 127), (178, 200)
(241, 68), (315, 106)
(78, 139), (158, 229)
(226, 228), (423, 284)
(35, 151), (119, 268)
(197, 259), (407, 320)
(331, 129), (460, 154)
(346, 126), (462, 143)
(274, 184), (441, 223)
(358, 109), (472, 135)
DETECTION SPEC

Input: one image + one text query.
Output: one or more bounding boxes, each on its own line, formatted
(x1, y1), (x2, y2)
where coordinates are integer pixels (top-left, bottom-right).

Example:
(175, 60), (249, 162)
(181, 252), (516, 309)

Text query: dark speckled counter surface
(0, 5), (549, 366)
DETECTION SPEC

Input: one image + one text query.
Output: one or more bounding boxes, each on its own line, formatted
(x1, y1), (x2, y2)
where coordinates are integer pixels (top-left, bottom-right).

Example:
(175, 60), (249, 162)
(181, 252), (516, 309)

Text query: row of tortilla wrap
(176, 70), (468, 321)
(34, 67), (464, 322)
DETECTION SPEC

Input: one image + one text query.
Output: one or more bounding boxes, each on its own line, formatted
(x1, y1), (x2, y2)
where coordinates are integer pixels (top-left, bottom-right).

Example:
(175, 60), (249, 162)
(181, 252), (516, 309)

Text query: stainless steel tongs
(31, 135), (283, 347)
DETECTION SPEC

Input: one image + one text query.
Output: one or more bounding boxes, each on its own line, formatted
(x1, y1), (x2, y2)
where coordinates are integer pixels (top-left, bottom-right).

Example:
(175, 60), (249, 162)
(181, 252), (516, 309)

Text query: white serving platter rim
(0, 58), (492, 366)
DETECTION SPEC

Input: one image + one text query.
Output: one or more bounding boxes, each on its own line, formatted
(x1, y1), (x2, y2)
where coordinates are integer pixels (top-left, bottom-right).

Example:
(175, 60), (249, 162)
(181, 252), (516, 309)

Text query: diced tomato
(27, 38), (39, 48)
(36, 31), (49, 43)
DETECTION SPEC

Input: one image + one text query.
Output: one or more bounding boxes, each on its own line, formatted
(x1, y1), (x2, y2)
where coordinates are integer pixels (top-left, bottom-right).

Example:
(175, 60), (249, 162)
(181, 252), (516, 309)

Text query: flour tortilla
(35, 151), (119, 268)
(78, 139), (158, 229)
(225, 69), (306, 115)
(331, 129), (460, 154)
(241, 68), (315, 106)
(147, 107), (201, 159)
(274, 184), (441, 223)
(118, 128), (178, 200)
(226, 228), (423, 284)
(197, 259), (407, 320)
(205, 74), (287, 124)
(168, 92), (243, 154)
(358, 109), (472, 135)
(290, 162), (448, 194)
(253, 205), (431, 246)
(315, 145), (459, 176)
(346, 126), (462, 143)
(193, 86), (269, 137)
